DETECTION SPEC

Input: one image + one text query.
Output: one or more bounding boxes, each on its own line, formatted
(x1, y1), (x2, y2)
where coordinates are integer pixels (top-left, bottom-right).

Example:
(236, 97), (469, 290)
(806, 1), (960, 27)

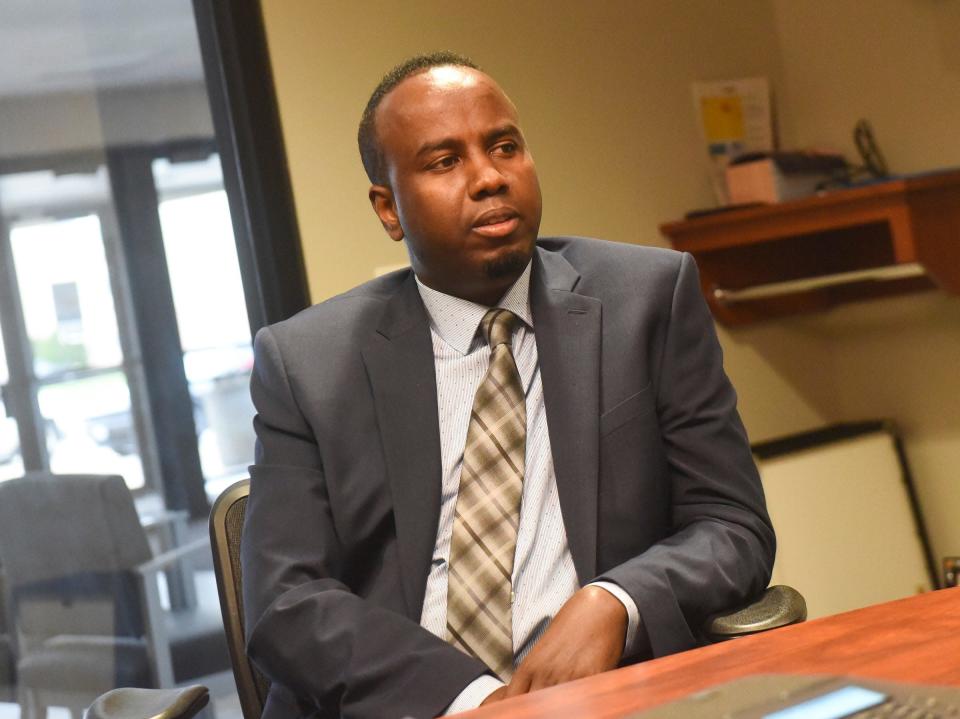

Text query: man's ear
(369, 185), (404, 241)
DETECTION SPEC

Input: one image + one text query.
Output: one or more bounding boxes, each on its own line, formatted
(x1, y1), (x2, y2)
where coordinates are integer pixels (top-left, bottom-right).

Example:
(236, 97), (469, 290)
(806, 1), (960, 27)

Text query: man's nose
(468, 156), (508, 198)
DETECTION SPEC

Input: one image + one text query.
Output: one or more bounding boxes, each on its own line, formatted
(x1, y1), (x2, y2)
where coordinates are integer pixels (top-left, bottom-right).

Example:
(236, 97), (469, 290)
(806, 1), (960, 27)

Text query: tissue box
(725, 152), (846, 204)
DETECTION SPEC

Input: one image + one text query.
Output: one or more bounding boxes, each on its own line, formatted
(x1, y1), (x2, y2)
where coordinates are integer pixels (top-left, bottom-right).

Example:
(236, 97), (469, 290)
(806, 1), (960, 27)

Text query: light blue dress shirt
(413, 263), (640, 714)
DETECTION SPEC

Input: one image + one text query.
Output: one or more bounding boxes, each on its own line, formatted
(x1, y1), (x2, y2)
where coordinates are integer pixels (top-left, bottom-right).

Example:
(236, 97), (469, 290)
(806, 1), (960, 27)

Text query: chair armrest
(704, 585), (807, 641)
(135, 537), (210, 577)
(140, 509), (190, 539)
(84, 685), (209, 719)
(134, 537), (211, 687)
(138, 516), (202, 611)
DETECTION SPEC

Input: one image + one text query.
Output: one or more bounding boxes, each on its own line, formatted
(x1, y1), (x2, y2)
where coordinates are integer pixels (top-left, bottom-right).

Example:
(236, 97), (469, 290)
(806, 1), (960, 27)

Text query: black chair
(88, 478), (806, 719)
(0, 473), (228, 718)
(207, 479), (269, 719)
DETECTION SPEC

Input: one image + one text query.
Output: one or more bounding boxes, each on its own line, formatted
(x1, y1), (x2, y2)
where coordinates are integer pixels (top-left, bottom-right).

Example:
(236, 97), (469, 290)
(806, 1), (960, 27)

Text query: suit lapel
(360, 275), (442, 618)
(531, 248), (601, 583)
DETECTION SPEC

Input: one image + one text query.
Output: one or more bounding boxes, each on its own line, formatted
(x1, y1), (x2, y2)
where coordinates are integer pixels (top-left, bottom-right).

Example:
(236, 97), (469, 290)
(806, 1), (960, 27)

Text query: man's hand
(504, 585), (627, 696)
(479, 686), (509, 706)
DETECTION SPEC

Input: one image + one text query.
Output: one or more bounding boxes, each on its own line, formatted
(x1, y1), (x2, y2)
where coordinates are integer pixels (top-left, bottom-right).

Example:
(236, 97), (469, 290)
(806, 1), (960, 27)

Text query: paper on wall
(692, 77), (774, 205)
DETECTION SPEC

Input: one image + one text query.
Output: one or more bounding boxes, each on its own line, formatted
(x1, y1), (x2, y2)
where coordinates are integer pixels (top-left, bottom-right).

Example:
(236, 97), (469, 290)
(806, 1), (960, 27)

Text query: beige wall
(761, 0), (960, 559)
(260, 1), (960, 561)
(772, 0), (960, 175)
(260, 0), (785, 295)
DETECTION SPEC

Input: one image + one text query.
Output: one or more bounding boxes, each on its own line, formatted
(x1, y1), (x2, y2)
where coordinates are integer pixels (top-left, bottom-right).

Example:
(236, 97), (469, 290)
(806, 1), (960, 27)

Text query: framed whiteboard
(753, 421), (937, 620)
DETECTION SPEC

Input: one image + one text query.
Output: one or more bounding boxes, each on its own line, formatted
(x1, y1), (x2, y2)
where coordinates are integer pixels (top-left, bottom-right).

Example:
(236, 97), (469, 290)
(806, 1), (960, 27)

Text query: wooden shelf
(659, 169), (960, 325)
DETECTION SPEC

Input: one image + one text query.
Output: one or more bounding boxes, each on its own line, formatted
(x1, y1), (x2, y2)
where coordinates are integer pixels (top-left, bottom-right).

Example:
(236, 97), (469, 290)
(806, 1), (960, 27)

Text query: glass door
(0, 169), (156, 490)
(0, 326), (23, 480)
(153, 155), (254, 498)
(9, 212), (149, 487)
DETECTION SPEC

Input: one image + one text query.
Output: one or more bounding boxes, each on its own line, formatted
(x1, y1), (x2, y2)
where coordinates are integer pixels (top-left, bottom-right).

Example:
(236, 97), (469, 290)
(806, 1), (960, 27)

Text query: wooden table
(460, 588), (960, 718)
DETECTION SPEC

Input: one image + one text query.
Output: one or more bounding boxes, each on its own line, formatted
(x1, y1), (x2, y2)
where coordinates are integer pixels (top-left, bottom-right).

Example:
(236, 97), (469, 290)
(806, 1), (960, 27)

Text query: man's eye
(430, 156), (458, 170)
(495, 141), (518, 155)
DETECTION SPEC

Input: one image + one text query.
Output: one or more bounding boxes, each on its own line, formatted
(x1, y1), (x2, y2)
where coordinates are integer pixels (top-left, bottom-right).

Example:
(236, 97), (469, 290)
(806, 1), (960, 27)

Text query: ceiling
(0, 0), (205, 98)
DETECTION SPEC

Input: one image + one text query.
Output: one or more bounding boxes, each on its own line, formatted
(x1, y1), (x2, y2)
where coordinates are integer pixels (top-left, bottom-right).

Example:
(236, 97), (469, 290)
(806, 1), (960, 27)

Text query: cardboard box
(725, 153), (845, 204)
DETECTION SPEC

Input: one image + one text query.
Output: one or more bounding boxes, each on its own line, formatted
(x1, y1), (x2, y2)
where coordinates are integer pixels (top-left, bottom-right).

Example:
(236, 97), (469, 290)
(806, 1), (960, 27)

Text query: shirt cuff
(589, 580), (641, 658)
(443, 674), (505, 715)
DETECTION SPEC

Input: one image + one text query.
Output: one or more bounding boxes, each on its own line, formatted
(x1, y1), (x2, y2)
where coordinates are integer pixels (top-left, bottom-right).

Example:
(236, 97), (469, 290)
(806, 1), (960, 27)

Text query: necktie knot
(480, 308), (519, 349)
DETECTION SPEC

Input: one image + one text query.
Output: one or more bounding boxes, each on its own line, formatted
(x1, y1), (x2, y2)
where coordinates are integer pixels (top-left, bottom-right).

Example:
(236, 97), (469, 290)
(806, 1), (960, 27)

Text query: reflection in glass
(0, 325), (20, 480)
(0, 474), (227, 716)
(9, 213), (145, 488)
(0, 318), (7, 385)
(0, 403), (23, 482)
(10, 215), (122, 379)
(38, 373), (144, 489)
(155, 158), (255, 494)
(0, 0), (243, 713)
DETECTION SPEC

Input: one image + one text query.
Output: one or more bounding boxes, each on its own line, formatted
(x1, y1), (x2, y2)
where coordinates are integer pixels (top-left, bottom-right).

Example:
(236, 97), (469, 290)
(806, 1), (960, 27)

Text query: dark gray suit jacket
(242, 236), (775, 719)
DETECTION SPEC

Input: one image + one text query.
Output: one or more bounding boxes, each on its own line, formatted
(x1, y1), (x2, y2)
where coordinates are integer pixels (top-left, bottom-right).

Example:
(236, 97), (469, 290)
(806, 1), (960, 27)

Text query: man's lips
(472, 208), (520, 238)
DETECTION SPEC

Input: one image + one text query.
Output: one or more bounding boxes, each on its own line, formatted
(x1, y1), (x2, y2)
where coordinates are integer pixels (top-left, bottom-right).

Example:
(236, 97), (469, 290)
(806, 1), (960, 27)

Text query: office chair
(0, 473), (229, 719)
(87, 479), (807, 719)
(207, 479), (269, 719)
(89, 480), (263, 719)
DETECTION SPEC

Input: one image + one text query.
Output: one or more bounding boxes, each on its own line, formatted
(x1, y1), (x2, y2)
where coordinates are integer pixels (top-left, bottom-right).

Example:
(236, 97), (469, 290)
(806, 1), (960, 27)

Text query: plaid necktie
(446, 308), (526, 680)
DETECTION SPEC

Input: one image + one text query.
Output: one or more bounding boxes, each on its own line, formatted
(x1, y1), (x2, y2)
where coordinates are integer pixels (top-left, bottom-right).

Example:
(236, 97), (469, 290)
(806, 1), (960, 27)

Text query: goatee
(484, 249), (529, 279)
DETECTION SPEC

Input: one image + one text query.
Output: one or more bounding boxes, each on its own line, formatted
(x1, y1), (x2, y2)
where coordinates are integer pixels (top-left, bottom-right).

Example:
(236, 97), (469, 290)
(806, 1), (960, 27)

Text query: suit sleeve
(242, 327), (488, 719)
(597, 252), (776, 657)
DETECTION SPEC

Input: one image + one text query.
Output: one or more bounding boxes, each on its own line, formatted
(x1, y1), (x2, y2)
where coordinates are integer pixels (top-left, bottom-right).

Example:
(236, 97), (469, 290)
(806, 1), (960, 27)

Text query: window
(0, 2), (306, 715)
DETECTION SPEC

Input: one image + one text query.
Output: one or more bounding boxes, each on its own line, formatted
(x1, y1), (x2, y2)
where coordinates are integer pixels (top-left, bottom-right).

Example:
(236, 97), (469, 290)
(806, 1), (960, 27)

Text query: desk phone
(629, 674), (960, 718)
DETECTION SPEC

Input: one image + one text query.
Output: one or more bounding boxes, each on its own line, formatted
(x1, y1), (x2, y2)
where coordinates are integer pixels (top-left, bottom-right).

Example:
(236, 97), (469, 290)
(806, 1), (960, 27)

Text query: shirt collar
(415, 261), (533, 355)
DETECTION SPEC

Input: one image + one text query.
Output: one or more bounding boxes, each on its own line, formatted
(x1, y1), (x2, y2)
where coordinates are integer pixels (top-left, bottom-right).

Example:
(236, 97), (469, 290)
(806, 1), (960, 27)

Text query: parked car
(84, 398), (207, 457)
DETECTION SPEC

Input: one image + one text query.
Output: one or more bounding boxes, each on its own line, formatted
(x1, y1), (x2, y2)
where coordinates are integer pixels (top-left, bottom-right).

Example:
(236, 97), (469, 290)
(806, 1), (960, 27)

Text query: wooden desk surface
(460, 588), (960, 718)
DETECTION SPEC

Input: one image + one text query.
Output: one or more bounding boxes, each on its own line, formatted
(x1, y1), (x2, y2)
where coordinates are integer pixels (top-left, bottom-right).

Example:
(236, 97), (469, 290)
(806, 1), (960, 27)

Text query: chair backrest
(0, 474), (153, 652)
(209, 479), (269, 719)
(0, 474), (152, 583)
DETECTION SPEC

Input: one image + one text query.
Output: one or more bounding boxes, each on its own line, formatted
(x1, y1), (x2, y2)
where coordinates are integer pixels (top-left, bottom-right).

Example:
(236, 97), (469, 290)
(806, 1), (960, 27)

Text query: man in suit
(243, 52), (774, 719)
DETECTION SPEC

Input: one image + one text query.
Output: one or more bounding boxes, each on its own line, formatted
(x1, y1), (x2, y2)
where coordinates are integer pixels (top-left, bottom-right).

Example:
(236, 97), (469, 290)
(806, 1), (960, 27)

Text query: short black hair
(358, 51), (480, 186)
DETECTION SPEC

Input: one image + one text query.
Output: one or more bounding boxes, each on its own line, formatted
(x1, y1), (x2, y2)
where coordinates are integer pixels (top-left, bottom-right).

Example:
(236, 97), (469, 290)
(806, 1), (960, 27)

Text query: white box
(725, 155), (841, 204)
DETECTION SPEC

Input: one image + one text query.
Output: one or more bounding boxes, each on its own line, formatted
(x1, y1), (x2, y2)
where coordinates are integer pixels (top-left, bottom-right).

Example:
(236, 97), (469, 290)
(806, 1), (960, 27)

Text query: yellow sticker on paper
(700, 96), (744, 143)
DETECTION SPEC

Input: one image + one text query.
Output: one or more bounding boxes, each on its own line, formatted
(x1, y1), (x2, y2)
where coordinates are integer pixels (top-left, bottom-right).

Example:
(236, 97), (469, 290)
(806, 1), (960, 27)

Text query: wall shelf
(659, 169), (960, 325)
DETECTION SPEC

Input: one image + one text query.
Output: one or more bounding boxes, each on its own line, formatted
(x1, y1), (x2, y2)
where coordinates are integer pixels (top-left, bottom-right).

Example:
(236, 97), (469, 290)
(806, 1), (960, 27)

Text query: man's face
(369, 66), (543, 305)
